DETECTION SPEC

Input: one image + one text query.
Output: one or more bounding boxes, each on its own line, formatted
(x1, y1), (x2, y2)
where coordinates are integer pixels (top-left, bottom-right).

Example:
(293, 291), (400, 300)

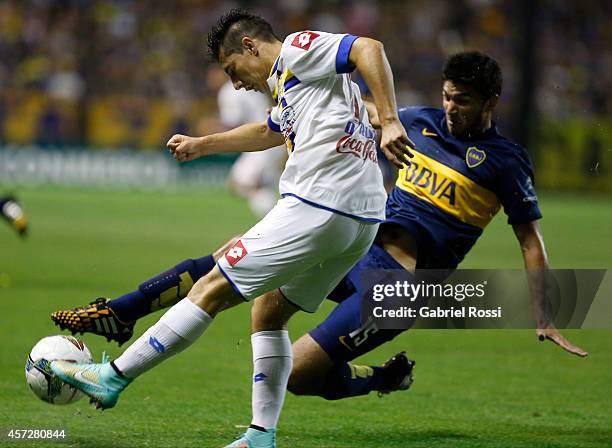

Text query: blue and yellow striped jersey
(386, 107), (542, 269)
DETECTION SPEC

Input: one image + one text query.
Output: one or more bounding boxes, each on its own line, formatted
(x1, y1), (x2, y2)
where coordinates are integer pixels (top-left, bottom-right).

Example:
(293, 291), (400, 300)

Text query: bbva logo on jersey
(291, 31), (320, 51)
(402, 162), (457, 206)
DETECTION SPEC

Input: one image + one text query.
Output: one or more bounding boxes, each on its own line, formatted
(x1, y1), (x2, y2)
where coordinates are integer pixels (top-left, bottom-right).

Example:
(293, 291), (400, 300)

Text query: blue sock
(108, 254), (216, 322)
(318, 362), (386, 400)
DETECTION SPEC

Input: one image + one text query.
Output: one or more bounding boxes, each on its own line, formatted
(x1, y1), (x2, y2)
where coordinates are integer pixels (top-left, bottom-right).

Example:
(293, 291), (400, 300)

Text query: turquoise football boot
(225, 428), (276, 448)
(50, 360), (132, 409)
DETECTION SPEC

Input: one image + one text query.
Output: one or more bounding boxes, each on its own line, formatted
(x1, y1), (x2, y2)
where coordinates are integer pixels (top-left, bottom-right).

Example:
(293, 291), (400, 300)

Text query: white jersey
(267, 31), (386, 222)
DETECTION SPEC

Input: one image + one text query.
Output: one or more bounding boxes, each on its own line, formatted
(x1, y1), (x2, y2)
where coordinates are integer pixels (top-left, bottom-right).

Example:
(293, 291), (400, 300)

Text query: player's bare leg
(186, 266), (244, 315)
(289, 334), (334, 395)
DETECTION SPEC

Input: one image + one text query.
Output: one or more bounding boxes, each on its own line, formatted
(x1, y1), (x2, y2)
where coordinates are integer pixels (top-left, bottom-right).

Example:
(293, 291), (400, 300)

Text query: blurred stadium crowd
(0, 0), (609, 189)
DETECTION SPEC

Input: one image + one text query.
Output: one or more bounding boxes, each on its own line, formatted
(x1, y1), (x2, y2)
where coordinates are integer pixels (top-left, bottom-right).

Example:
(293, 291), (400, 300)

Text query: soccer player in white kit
(51, 9), (413, 448)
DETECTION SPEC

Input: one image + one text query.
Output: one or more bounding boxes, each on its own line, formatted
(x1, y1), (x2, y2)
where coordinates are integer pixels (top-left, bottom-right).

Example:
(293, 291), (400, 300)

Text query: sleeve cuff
(267, 115), (281, 133)
(507, 209), (543, 225)
(335, 34), (359, 73)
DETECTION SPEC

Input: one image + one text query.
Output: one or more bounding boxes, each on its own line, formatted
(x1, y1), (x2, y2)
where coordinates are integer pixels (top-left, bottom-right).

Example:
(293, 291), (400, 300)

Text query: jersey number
(291, 31), (320, 51)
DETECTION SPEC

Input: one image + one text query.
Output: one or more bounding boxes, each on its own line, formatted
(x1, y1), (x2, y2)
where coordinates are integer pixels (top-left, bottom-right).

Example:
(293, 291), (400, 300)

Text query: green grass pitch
(0, 188), (610, 447)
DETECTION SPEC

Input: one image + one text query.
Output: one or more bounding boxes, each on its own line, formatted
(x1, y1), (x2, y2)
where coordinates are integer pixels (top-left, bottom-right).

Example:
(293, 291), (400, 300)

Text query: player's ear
(483, 95), (498, 113)
(242, 37), (258, 56)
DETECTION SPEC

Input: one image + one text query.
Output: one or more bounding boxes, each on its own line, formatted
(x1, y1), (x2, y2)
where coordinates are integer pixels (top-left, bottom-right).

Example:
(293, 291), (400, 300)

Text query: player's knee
(251, 292), (298, 332)
(190, 267), (240, 316)
(251, 310), (289, 332)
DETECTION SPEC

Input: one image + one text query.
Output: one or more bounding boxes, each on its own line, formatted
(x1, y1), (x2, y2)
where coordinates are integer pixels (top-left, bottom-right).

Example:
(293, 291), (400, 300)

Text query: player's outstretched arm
(167, 121), (285, 162)
(513, 221), (588, 357)
(348, 38), (414, 169)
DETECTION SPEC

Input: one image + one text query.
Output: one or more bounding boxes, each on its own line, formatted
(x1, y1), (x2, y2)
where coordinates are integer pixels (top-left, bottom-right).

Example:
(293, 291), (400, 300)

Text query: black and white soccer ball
(25, 335), (92, 405)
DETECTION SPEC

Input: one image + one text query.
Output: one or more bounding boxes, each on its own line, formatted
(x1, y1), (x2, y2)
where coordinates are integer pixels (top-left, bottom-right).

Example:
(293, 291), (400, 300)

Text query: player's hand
(380, 119), (414, 169)
(536, 326), (588, 357)
(166, 134), (204, 162)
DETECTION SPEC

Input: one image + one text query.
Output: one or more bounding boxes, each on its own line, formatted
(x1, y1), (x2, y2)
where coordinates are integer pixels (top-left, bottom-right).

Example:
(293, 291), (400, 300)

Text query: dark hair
(207, 9), (278, 61)
(442, 51), (503, 99)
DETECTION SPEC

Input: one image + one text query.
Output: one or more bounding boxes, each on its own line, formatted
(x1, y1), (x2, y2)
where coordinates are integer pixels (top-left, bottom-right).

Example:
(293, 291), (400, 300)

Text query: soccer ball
(25, 335), (93, 405)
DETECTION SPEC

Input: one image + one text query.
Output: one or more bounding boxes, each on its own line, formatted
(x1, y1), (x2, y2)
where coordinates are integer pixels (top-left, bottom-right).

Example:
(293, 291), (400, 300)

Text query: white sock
(113, 298), (212, 379)
(250, 330), (293, 429)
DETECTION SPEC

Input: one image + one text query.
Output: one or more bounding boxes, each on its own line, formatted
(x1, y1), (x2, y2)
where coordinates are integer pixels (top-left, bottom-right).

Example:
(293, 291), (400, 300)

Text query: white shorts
(216, 196), (379, 312)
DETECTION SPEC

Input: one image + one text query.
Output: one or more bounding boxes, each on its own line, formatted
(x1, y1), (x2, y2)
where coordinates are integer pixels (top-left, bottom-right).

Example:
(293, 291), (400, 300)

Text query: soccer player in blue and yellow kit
(51, 52), (587, 402)
(286, 51), (587, 399)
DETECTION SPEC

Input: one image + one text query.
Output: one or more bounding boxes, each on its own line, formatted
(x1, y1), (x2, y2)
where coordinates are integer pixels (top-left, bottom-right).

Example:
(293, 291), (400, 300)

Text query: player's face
(220, 49), (269, 94)
(442, 81), (488, 138)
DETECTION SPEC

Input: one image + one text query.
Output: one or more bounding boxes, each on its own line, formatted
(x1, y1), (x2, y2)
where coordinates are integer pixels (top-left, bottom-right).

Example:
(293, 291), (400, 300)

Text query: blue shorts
(310, 243), (408, 362)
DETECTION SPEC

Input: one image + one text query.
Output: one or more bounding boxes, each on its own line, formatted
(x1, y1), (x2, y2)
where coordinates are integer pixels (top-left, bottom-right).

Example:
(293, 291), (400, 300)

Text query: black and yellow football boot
(51, 298), (135, 346)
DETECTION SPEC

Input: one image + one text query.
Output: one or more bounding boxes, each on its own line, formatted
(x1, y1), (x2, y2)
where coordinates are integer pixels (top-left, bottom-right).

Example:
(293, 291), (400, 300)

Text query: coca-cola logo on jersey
(336, 135), (378, 163)
(336, 120), (378, 163)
